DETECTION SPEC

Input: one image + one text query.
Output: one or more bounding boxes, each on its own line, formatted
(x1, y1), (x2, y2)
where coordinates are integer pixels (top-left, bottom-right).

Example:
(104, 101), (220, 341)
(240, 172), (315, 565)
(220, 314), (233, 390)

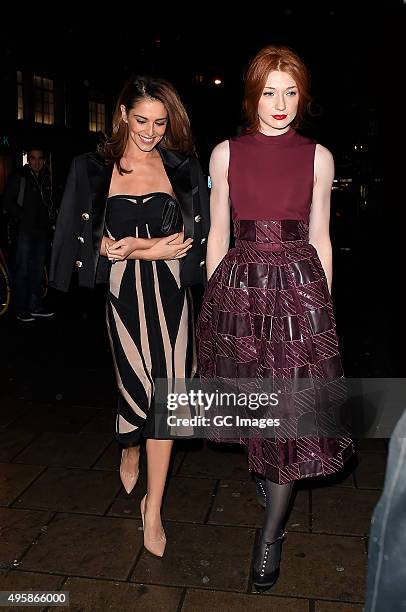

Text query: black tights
(244, 449), (294, 542)
(253, 476), (294, 573)
(261, 479), (294, 542)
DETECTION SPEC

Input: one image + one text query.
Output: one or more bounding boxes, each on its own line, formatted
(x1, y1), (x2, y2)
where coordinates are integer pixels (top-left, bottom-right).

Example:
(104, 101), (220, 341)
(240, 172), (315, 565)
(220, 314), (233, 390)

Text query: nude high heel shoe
(119, 447), (139, 494)
(140, 494), (166, 557)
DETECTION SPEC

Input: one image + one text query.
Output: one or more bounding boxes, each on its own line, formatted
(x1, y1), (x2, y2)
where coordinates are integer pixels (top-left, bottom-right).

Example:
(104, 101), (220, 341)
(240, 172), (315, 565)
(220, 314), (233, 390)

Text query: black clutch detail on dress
(160, 197), (183, 235)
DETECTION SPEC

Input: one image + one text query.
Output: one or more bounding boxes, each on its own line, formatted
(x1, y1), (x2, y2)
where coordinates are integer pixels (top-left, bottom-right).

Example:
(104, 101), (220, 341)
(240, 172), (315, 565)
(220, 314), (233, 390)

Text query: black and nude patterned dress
(105, 193), (196, 445)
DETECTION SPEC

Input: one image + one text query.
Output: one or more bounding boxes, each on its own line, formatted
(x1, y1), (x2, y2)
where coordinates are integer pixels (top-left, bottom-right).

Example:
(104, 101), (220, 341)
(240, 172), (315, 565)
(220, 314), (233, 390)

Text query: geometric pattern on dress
(197, 219), (354, 484)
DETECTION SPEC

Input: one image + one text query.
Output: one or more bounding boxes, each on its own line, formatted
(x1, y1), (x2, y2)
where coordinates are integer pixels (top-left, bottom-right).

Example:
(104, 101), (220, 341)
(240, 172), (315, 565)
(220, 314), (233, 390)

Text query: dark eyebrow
(134, 113), (168, 121)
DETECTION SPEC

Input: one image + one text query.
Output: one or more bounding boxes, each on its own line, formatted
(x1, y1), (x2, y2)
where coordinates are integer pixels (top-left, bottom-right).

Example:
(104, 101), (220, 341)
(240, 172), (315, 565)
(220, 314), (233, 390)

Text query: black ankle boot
(252, 530), (286, 592)
(254, 475), (267, 508)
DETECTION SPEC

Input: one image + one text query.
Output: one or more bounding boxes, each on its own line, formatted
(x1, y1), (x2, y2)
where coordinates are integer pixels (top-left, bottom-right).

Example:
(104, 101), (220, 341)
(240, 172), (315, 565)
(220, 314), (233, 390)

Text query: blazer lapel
(158, 147), (194, 238)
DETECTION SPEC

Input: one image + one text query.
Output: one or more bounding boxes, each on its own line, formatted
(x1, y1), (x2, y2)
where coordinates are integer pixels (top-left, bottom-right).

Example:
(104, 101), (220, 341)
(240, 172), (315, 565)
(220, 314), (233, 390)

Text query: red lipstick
(272, 115), (287, 120)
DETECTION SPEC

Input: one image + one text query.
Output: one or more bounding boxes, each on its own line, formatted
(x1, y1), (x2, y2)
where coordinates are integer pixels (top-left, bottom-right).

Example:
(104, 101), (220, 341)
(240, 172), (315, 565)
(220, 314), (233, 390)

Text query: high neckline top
(228, 128), (317, 221)
(252, 128), (297, 146)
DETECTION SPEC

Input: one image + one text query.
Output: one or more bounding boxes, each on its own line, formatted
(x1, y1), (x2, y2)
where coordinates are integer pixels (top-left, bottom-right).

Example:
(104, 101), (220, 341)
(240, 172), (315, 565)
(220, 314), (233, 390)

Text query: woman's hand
(100, 236), (116, 256)
(168, 229), (186, 245)
(106, 237), (139, 261)
(106, 233), (193, 262)
(140, 233), (193, 261)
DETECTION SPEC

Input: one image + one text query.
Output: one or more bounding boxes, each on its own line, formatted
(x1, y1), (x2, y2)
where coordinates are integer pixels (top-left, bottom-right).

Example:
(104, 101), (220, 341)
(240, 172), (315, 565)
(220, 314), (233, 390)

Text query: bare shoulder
(210, 140), (230, 162)
(209, 140), (230, 178)
(314, 144), (334, 182)
(315, 143), (334, 167)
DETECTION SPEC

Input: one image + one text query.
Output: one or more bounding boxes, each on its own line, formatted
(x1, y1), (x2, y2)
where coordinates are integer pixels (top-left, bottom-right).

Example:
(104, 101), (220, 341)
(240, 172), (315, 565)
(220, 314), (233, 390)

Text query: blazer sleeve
(49, 158), (80, 292)
(196, 159), (210, 287)
(180, 157), (210, 288)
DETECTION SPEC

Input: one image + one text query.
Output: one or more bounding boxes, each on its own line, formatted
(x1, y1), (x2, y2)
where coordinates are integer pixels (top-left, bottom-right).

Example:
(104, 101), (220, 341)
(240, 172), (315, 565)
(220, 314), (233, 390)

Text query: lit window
(34, 75), (54, 125)
(89, 101), (106, 133)
(17, 71), (23, 120)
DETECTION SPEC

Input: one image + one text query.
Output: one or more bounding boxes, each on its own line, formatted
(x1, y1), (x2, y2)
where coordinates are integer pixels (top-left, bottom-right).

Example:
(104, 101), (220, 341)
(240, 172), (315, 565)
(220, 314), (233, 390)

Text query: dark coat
(2, 164), (53, 236)
(49, 146), (210, 291)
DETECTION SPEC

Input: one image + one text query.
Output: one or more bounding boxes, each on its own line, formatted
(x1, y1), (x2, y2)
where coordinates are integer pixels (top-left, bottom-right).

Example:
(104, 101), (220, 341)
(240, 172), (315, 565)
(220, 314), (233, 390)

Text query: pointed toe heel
(119, 447), (140, 494)
(140, 494), (166, 558)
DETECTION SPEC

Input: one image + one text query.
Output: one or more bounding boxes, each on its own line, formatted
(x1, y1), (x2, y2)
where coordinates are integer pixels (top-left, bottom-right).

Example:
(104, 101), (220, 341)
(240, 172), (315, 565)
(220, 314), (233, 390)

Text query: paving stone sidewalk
(0, 296), (388, 612)
(0, 396), (386, 611)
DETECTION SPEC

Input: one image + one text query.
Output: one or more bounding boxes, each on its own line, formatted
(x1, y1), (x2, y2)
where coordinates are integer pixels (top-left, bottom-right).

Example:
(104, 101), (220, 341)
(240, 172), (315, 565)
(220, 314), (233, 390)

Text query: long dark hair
(243, 45), (312, 132)
(103, 75), (195, 173)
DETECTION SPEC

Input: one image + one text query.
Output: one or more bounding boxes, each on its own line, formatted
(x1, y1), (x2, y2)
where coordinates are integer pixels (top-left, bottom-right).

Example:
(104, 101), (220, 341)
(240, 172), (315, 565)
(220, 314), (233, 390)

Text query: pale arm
(102, 230), (187, 260)
(308, 144), (335, 294)
(106, 233), (193, 261)
(126, 234), (192, 260)
(100, 236), (160, 256)
(206, 140), (231, 280)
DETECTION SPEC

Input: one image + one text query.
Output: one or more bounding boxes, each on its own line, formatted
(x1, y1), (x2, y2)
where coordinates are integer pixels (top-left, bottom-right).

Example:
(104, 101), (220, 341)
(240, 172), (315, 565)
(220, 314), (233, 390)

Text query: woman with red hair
(197, 45), (354, 591)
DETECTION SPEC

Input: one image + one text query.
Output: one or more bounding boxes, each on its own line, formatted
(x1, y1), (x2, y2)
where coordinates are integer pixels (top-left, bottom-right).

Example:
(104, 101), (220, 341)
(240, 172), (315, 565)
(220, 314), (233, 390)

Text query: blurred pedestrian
(2, 147), (55, 321)
(364, 410), (406, 611)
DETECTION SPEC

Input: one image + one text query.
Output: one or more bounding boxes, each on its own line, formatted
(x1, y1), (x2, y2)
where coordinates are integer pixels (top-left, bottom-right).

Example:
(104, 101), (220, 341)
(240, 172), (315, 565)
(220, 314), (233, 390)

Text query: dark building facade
(0, 63), (112, 200)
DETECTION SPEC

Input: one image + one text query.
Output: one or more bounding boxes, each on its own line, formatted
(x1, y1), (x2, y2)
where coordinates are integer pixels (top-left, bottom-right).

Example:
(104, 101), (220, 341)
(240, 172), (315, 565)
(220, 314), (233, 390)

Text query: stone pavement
(0, 400), (387, 612)
(0, 293), (388, 612)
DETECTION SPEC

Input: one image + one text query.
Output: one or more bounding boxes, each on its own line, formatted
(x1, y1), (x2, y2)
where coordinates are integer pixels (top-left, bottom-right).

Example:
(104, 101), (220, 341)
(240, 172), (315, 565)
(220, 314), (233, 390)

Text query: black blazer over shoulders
(49, 146), (210, 292)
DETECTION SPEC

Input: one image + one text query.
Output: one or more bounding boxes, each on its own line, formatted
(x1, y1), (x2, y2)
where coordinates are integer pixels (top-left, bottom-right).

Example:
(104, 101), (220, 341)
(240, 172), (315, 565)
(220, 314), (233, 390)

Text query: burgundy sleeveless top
(228, 128), (316, 221)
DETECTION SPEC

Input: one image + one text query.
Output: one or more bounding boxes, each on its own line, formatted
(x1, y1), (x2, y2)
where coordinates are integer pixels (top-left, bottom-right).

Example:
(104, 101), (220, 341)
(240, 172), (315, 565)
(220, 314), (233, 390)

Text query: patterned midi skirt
(197, 219), (354, 484)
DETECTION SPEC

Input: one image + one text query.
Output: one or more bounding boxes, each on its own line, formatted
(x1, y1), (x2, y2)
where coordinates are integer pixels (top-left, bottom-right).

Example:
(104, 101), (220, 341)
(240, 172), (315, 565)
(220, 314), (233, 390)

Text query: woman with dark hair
(197, 46), (354, 590)
(50, 75), (210, 557)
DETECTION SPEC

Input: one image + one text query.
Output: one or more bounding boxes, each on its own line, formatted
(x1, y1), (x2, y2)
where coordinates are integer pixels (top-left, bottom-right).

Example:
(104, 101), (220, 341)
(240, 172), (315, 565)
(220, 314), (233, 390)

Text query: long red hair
(243, 45), (312, 132)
